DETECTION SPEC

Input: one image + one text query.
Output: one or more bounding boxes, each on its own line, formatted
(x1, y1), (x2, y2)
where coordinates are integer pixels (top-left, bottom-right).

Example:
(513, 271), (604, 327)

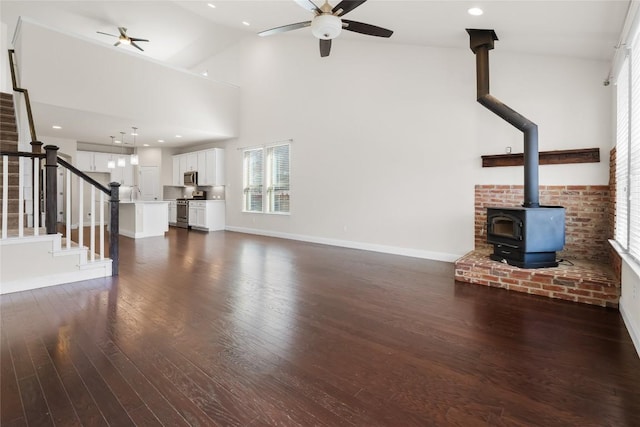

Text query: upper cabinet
(173, 156), (182, 186)
(76, 151), (112, 173)
(172, 148), (224, 186)
(204, 148), (225, 186)
(186, 153), (198, 172)
(76, 150), (134, 186)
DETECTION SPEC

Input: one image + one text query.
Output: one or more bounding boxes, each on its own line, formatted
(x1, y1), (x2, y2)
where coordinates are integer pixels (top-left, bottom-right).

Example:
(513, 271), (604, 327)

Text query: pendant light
(107, 136), (116, 169)
(118, 131), (126, 167)
(130, 126), (139, 165)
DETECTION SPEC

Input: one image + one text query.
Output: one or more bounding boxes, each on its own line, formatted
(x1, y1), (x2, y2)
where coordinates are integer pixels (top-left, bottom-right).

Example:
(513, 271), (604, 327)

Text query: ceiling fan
(96, 27), (149, 52)
(258, 0), (393, 57)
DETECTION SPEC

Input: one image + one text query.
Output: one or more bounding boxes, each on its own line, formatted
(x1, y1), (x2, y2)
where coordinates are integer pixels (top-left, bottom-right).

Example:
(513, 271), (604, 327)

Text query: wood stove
(467, 29), (566, 268)
(487, 206), (565, 268)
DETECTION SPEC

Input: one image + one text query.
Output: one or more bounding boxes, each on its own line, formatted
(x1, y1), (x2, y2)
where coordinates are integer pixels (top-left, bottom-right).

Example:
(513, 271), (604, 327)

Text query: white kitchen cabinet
(186, 153), (197, 172)
(172, 148), (225, 187)
(76, 151), (112, 173)
(168, 201), (177, 224)
(179, 156), (187, 179)
(188, 201), (206, 228)
(188, 200), (225, 231)
(112, 162), (134, 186)
(172, 156), (181, 186)
(203, 148), (225, 186)
(197, 152), (207, 182)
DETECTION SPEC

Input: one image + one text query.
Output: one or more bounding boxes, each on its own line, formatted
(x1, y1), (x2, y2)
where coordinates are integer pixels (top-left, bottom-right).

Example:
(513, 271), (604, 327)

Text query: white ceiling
(0, 0), (630, 147)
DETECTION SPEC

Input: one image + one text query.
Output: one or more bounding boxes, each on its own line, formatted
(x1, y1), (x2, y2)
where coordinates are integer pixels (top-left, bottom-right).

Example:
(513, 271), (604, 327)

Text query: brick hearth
(455, 184), (619, 307)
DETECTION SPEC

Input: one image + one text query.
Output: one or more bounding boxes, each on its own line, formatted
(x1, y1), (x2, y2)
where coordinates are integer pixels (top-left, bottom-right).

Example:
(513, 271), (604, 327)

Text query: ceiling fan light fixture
(119, 36), (131, 45)
(311, 14), (342, 40)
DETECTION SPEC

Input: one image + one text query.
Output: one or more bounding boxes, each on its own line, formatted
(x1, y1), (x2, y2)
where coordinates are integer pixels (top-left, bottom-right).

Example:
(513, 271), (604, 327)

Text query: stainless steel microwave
(184, 171), (198, 186)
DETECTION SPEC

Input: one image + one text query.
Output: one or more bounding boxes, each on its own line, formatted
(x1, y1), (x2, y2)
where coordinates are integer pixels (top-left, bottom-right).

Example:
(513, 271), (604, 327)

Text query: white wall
(620, 258), (640, 357)
(199, 36), (611, 261)
(1, 21), (10, 93)
(16, 19), (241, 141)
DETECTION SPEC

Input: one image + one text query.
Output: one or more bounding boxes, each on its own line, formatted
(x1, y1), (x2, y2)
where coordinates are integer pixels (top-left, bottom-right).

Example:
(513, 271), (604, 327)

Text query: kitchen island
(119, 201), (169, 239)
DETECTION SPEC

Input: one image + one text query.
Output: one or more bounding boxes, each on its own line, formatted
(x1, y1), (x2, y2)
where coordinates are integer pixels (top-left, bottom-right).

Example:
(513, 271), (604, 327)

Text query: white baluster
(18, 157), (23, 237)
(90, 185), (95, 261)
(33, 158), (39, 235)
(78, 178), (83, 248)
(2, 155), (7, 239)
(66, 169), (71, 248)
(100, 191), (105, 260)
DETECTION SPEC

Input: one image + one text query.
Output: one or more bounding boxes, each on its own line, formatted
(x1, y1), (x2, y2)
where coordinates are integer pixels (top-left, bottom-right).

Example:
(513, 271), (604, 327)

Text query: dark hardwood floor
(2, 228), (639, 426)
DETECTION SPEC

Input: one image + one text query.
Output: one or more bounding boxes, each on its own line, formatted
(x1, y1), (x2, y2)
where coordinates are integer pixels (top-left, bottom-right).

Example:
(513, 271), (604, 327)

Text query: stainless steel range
(176, 191), (206, 230)
(176, 199), (189, 229)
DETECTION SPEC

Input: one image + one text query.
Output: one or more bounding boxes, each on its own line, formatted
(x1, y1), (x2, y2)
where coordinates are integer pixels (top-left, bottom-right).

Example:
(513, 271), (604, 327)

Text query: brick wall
(475, 185), (610, 262)
(609, 148), (622, 281)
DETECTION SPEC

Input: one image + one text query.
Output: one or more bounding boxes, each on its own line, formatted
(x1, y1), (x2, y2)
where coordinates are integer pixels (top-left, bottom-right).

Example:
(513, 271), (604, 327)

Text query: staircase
(0, 92), (23, 231)
(0, 91), (114, 294)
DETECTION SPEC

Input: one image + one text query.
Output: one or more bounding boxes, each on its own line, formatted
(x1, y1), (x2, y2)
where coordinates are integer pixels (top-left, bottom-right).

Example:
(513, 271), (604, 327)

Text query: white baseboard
(620, 297), (640, 359)
(225, 226), (462, 263)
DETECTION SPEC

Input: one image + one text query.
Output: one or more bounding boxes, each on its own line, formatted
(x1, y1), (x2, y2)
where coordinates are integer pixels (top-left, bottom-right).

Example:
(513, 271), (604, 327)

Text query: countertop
(120, 200), (170, 204)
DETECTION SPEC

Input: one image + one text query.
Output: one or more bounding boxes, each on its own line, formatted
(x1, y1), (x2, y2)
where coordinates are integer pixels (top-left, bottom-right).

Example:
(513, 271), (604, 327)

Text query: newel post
(31, 140), (43, 154)
(44, 145), (58, 234)
(109, 182), (120, 276)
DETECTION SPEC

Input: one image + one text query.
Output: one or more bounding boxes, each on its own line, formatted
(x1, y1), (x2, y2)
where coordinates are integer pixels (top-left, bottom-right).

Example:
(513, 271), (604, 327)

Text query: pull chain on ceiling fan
(258, 0), (393, 57)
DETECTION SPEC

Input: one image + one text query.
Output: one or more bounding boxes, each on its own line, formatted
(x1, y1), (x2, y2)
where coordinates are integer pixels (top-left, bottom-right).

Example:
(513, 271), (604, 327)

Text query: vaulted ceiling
(0, 0), (630, 147)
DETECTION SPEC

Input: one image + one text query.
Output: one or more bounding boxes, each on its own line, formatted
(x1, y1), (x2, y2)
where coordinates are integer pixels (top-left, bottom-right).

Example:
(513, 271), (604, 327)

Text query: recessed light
(468, 7), (483, 16)
(158, 139), (165, 143)
(175, 135), (182, 138)
(52, 125), (62, 129)
(202, 70), (208, 77)
(114, 140), (122, 144)
(131, 132), (138, 136)
(242, 21), (250, 26)
(143, 143), (150, 147)
(207, 3), (216, 8)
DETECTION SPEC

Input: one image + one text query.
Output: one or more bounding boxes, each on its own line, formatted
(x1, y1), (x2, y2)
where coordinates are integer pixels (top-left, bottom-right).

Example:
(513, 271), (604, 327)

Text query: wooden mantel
(481, 148), (600, 168)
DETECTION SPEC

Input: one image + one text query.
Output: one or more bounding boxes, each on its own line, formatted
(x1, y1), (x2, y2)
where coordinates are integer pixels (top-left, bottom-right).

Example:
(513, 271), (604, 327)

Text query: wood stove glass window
(489, 214), (521, 240)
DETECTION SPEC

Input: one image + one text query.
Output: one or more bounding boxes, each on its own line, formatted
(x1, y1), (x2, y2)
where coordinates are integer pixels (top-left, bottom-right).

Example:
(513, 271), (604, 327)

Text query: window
(616, 28), (640, 261)
(617, 58), (629, 248)
(243, 149), (263, 212)
(242, 143), (290, 214)
(266, 144), (290, 213)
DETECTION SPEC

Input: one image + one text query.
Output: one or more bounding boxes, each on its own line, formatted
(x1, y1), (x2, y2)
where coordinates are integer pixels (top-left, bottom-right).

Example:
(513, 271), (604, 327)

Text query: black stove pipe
(466, 29), (540, 208)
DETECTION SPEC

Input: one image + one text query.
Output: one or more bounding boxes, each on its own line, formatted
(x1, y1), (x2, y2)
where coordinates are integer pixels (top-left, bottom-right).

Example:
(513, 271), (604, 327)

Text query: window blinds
(243, 149), (263, 212)
(616, 57), (629, 249)
(267, 144), (290, 213)
(630, 36), (640, 259)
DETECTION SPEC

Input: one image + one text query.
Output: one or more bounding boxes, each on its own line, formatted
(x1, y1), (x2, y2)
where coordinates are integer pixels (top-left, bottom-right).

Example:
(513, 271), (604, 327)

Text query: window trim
(241, 142), (291, 215)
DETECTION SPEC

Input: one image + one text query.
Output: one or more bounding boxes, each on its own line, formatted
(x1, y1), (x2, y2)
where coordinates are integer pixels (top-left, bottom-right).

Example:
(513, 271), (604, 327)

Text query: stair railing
(7, 49), (41, 153)
(4, 49), (120, 275)
(1, 150), (120, 275)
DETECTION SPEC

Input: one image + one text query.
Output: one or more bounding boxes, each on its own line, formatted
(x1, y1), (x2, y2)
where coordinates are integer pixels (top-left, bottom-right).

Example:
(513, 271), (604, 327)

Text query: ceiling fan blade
(131, 41), (145, 52)
(114, 41), (121, 47)
(332, 0), (367, 17)
(118, 27), (127, 37)
(129, 37), (149, 42)
(342, 20), (393, 38)
(97, 31), (118, 38)
(293, 0), (322, 14)
(258, 21), (311, 37)
(319, 39), (331, 57)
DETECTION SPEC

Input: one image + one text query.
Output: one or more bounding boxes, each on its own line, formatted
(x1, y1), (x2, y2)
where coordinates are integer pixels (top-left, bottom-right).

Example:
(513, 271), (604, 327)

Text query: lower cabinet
(168, 201), (177, 225)
(188, 201), (225, 231)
